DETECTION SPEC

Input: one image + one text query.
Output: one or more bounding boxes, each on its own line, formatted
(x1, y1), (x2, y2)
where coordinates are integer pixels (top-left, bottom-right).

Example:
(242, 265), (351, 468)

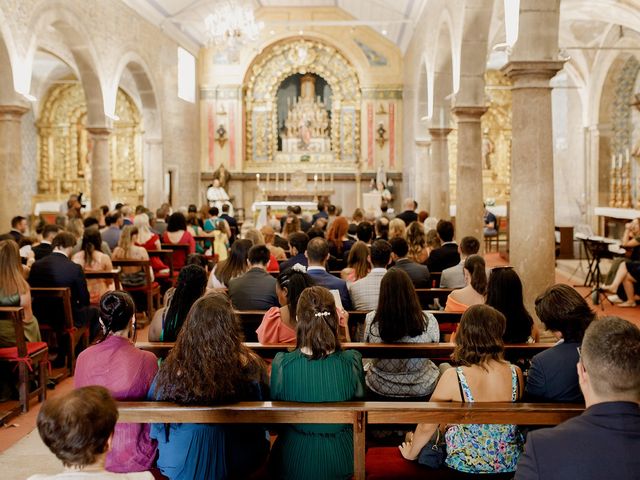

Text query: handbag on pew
(417, 428), (447, 468)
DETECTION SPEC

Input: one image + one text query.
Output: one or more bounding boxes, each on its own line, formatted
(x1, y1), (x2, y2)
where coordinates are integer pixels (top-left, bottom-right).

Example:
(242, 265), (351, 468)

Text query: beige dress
(72, 251), (115, 304)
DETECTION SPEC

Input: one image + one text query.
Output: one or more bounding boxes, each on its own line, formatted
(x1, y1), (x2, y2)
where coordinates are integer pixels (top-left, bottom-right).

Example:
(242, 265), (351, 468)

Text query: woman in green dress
(0, 239), (41, 346)
(269, 286), (365, 480)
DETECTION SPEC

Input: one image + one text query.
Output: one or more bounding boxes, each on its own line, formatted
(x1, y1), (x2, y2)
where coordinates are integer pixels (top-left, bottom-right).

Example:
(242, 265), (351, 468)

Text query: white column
(87, 127), (112, 208)
(0, 105), (28, 228)
(428, 128), (452, 220)
(415, 139), (431, 214)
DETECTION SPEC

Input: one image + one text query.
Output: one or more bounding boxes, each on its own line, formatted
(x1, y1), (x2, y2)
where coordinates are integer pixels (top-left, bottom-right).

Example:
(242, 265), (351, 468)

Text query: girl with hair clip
(148, 264), (207, 342)
(256, 265), (315, 344)
(74, 291), (158, 473)
(150, 294), (269, 480)
(445, 254), (487, 313)
(269, 286), (365, 480)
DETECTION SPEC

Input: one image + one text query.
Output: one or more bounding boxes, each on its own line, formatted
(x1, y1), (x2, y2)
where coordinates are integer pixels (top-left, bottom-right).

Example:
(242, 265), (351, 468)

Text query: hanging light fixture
(204, 1), (264, 51)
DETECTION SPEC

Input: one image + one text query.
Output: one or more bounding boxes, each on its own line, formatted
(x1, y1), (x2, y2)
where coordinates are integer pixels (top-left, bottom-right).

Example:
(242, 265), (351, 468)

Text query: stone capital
(86, 126), (113, 138)
(428, 128), (453, 140)
(415, 138), (430, 147)
(0, 104), (29, 120)
(145, 137), (163, 146)
(501, 60), (565, 89)
(451, 106), (488, 123)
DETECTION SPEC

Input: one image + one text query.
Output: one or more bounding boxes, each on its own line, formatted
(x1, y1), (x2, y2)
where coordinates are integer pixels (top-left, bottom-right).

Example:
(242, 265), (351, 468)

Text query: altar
(260, 190), (334, 202)
(252, 200), (317, 228)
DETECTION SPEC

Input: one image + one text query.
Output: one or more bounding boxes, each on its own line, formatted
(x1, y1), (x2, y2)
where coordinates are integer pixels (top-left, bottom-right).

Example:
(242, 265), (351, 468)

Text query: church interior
(0, 0), (639, 479)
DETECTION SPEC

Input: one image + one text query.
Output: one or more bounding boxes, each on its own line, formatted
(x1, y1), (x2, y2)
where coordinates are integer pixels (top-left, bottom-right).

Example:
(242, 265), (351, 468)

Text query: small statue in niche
(482, 129), (494, 170)
(213, 163), (231, 190)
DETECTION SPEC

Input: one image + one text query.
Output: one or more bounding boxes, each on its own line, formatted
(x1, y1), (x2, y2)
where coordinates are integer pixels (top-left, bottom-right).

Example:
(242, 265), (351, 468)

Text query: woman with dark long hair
(486, 267), (539, 343)
(364, 268), (439, 399)
(161, 212), (196, 271)
(445, 254), (486, 313)
(327, 217), (354, 271)
(399, 305), (524, 475)
(207, 238), (252, 288)
(74, 291), (157, 473)
(269, 286), (365, 479)
(256, 266), (315, 344)
(150, 294), (269, 480)
(340, 241), (370, 283)
(148, 264), (207, 342)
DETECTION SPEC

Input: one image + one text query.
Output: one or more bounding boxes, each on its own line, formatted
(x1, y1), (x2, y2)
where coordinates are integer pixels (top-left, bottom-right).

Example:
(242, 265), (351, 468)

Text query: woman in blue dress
(148, 293), (269, 480)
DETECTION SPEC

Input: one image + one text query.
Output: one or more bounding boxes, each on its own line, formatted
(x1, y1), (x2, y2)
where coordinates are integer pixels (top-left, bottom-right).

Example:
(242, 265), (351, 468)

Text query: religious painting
(276, 73), (332, 154)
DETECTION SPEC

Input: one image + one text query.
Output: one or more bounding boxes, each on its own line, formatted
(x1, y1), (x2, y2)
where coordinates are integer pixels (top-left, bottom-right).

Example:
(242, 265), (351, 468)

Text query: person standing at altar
(396, 198), (418, 226)
(206, 179), (232, 216)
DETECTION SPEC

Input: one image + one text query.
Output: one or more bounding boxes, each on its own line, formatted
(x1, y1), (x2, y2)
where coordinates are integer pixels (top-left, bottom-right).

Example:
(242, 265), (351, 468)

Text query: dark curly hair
(98, 291), (135, 339)
(153, 293), (266, 404)
(163, 264), (208, 342)
(452, 304), (506, 368)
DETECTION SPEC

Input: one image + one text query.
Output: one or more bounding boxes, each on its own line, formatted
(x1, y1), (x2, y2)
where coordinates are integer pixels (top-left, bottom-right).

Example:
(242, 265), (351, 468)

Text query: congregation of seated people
(1, 198), (638, 479)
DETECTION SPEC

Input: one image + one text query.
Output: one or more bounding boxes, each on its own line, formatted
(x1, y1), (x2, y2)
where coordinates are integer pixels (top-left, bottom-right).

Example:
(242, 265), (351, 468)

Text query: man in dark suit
(426, 220), (460, 273)
(7, 215), (27, 243)
(220, 203), (238, 243)
(228, 245), (278, 310)
(311, 202), (328, 225)
(390, 237), (430, 288)
(305, 237), (352, 310)
(395, 198), (418, 226)
(32, 224), (61, 261)
(515, 317), (640, 479)
(280, 232), (309, 271)
(28, 232), (99, 364)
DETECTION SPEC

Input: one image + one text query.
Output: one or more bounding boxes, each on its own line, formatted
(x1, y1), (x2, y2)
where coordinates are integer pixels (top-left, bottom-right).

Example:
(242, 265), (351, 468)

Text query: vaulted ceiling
(123, 0), (427, 53)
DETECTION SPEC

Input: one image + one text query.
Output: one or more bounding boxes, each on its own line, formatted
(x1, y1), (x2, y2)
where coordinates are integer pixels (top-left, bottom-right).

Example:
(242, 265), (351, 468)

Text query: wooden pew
(117, 400), (583, 480)
(415, 288), (453, 309)
(429, 271), (442, 288)
(84, 269), (121, 290)
(136, 341), (553, 360)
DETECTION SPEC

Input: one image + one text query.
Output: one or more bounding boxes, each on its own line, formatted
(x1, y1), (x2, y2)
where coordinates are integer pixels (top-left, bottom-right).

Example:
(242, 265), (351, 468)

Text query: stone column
(0, 105), (28, 229)
(428, 128), (452, 221)
(503, 61), (564, 307)
(86, 127), (112, 208)
(452, 106), (487, 245)
(415, 139), (431, 214)
(144, 138), (164, 211)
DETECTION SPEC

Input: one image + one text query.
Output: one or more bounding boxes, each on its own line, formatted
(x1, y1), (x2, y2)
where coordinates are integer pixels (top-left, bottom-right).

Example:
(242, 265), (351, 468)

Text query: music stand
(582, 238), (613, 309)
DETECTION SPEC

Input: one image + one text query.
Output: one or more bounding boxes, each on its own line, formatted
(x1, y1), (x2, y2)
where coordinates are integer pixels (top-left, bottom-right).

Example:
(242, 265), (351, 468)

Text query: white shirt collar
(307, 265), (326, 271)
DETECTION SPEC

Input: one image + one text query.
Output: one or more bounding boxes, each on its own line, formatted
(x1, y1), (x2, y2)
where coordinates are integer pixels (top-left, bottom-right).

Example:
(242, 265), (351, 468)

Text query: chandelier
(204, 1), (264, 50)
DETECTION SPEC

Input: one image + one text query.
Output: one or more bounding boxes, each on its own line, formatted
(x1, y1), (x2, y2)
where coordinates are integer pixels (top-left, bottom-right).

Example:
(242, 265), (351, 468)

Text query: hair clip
(292, 263), (307, 273)
(314, 311), (331, 318)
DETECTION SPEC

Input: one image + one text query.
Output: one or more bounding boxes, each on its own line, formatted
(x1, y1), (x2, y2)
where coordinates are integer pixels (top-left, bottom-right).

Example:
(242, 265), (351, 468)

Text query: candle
(266, 172), (270, 190)
(612, 154), (616, 170)
(330, 172), (334, 189)
(276, 172), (279, 190)
(322, 172), (325, 190)
(314, 174), (318, 190)
(256, 173), (260, 187)
(627, 148), (630, 165)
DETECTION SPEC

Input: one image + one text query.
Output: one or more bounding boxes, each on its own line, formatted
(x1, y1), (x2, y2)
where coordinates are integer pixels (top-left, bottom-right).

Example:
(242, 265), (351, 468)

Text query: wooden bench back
(30, 287), (74, 330)
(136, 341), (552, 359)
(84, 269), (121, 290)
(0, 306), (27, 356)
(117, 400), (583, 480)
(111, 259), (154, 288)
(415, 288), (453, 309)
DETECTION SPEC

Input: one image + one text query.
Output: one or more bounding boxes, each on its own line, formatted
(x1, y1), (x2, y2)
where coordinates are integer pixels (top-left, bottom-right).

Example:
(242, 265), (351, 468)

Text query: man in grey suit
(228, 245), (278, 310)
(515, 316), (640, 479)
(440, 236), (480, 288)
(389, 237), (430, 288)
(349, 239), (391, 311)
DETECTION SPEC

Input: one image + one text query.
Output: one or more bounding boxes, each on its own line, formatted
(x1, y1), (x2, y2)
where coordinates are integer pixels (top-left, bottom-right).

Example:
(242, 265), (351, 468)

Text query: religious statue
(206, 179), (233, 215)
(482, 129), (494, 170)
(281, 74), (331, 153)
(213, 163), (231, 190)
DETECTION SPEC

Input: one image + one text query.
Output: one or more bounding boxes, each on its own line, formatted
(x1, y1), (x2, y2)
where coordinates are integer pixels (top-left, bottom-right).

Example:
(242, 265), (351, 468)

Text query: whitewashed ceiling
(122, 0), (427, 53)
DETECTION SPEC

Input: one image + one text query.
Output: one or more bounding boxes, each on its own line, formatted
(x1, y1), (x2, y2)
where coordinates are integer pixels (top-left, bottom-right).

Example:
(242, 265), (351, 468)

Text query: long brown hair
(215, 239), (252, 286)
(0, 240), (28, 297)
(116, 226), (138, 257)
(153, 293), (265, 404)
(373, 268), (427, 342)
(452, 304), (506, 368)
(406, 221), (426, 259)
(464, 254), (487, 295)
(346, 241), (370, 280)
(296, 286), (342, 360)
(327, 217), (349, 254)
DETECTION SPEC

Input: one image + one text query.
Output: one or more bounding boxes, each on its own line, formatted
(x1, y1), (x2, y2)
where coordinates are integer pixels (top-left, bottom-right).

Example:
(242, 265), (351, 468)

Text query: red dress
(162, 230), (196, 270)
(136, 234), (168, 272)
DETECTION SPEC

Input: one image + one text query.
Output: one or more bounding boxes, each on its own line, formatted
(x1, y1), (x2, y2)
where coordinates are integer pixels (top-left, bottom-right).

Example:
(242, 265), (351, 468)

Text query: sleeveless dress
(444, 366), (524, 473)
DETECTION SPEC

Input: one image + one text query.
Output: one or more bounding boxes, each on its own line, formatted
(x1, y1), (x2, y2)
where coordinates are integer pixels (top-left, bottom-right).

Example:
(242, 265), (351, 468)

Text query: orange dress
(256, 307), (296, 344)
(444, 295), (469, 313)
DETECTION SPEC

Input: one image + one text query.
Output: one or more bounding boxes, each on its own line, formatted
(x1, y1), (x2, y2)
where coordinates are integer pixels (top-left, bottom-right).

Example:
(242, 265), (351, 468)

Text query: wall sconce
(376, 122), (388, 148)
(215, 123), (228, 148)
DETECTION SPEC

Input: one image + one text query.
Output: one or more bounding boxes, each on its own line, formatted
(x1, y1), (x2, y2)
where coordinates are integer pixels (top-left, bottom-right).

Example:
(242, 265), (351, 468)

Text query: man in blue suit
(305, 237), (352, 310)
(515, 316), (640, 479)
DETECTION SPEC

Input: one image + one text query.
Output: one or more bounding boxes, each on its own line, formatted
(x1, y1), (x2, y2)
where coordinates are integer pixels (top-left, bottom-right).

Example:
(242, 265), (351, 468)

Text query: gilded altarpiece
(448, 70), (512, 205)
(245, 39), (361, 169)
(36, 84), (144, 205)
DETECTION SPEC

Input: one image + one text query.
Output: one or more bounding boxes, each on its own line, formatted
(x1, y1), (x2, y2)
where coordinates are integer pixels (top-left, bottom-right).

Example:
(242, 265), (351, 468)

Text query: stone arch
(25, 3), (107, 126)
(0, 8), (22, 104)
(244, 38), (361, 164)
(430, 11), (457, 125)
(416, 60), (429, 135)
(112, 51), (163, 208)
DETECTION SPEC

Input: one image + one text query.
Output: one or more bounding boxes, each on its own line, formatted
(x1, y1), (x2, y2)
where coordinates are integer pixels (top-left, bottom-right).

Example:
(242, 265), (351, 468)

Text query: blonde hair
(133, 213), (153, 236)
(389, 218), (406, 239)
(0, 240), (29, 297)
(243, 228), (265, 246)
(117, 226), (138, 257)
(67, 218), (84, 240)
